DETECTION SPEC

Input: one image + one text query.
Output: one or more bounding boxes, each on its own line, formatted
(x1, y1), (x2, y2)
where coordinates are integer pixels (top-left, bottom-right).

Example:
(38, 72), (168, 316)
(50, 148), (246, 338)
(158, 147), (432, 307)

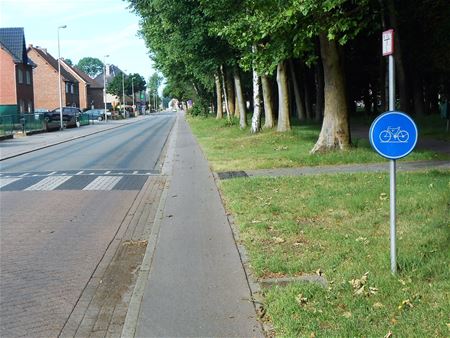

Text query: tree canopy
(106, 72), (146, 97)
(128, 0), (450, 151)
(76, 57), (104, 78)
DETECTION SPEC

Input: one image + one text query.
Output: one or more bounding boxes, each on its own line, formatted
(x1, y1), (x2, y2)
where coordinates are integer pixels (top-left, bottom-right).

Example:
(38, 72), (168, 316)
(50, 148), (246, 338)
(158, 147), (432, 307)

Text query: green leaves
(76, 57), (104, 78)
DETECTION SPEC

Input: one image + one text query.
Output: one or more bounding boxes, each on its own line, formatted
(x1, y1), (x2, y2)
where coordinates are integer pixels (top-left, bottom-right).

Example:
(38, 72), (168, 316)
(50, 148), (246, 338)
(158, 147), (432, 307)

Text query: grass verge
(187, 116), (448, 172)
(219, 171), (449, 337)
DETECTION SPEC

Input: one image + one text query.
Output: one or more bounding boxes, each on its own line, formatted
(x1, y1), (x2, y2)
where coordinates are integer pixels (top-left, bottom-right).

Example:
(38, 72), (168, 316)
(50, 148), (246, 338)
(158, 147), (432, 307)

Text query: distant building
(60, 59), (103, 110)
(95, 64), (127, 109)
(0, 27), (35, 115)
(27, 45), (80, 110)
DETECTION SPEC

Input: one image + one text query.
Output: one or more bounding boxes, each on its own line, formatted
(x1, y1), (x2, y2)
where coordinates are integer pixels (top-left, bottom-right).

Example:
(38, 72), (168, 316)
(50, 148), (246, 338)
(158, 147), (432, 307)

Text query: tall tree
(76, 57), (104, 78)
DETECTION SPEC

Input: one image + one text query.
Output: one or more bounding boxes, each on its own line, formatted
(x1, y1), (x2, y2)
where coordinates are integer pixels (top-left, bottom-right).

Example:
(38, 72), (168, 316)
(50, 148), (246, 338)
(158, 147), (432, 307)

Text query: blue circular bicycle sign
(369, 111), (418, 159)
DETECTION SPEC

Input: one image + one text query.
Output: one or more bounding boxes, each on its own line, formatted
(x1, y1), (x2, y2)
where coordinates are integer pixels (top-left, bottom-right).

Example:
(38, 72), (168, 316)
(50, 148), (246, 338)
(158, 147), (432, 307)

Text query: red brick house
(27, 45), (79, 110)
(0, 27), (35, 115)
(60, 59), (104, 110)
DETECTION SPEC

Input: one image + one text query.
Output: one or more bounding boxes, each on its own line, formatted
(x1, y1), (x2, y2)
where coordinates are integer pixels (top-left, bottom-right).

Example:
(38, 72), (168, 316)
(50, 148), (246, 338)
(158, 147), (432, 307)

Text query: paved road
(0, 113), (175, 338)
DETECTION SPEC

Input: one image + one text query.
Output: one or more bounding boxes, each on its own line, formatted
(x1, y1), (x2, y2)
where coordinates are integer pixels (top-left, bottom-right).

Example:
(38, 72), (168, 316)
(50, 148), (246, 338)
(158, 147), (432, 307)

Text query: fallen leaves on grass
(342, 311), (352, 318)
(349, 272), (378, 297)
(398, 299), (413, 310)
(295, 294), (308, 306)
(272, 237), (285, 244)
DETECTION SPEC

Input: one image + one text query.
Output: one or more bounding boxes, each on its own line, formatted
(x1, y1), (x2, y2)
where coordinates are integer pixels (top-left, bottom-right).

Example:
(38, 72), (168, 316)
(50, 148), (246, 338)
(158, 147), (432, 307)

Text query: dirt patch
(94, 240), (148, 306)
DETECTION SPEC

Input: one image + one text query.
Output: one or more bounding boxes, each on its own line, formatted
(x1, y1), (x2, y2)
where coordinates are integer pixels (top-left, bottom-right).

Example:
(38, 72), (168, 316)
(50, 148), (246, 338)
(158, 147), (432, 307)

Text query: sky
(0, 0), (156, 83)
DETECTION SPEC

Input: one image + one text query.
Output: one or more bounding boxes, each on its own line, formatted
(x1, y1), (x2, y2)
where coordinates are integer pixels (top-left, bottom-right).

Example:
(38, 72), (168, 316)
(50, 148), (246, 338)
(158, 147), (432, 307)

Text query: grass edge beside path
(187, 115), (448, 172)
(219, 171), (449, 337)
(186, 115), (449, 337)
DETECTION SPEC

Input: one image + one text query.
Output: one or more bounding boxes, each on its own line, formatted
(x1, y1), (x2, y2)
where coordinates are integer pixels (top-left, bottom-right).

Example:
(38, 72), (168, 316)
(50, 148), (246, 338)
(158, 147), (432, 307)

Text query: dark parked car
(84, 109), (111, 121)
(44, 107), (82, 131)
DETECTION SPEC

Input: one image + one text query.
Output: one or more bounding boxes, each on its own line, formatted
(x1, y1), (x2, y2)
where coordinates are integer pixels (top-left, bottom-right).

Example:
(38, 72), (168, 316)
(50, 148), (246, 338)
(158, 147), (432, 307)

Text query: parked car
(44, 107), (82, 131)
(84, 109), (111, 121)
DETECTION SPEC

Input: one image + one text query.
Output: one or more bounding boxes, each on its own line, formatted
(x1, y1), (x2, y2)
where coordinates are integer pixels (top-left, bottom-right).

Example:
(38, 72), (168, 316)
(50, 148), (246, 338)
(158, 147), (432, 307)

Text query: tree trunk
(289, 59), (306, 121)
(315, 57), (324, 122)
(277, 61), (291, 132)
(262, 75), (275, 128)
(226, 70), (235, 116)
(220, 65), (230, 120)
(386, 0), (410, 112)
(215, 73), (223, 119)
(233, 67), (247, 128)
(311, 34), (351, 153)
(234, 91), (239, 117)
(251, 67), (262, 133)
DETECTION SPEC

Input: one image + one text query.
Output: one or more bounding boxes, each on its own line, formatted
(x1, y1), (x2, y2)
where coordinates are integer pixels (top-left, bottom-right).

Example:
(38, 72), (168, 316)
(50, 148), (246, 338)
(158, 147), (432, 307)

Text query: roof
(0, 27), (35, 66)
(28, 46), (78, 83)
(60, 60), (103, 89)
(94, 64), (123, 84)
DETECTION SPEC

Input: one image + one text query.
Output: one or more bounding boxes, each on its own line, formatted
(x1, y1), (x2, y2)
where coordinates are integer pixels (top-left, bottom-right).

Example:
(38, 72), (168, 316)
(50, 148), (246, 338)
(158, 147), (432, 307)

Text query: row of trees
(128, 0), (449, 153)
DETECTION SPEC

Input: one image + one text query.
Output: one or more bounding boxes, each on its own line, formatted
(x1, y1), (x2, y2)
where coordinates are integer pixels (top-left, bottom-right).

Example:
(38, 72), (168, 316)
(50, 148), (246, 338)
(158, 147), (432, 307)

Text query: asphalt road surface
(0, 112), (175, 337)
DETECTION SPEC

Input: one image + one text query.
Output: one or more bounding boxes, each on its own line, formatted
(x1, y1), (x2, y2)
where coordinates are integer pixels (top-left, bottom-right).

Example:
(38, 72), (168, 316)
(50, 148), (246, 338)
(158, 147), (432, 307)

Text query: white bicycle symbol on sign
(379, 126), (409, 143)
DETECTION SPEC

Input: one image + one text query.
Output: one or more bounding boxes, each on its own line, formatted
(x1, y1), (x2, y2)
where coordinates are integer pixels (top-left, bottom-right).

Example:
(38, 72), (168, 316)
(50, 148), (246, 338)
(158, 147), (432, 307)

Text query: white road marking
(105, 171), (111, 175)
(83, 176), (122, 191)
(19, 173), (30, 177)
(75, 171), (84, 175)
(0, 177), (21, 188)
(133, 171), (138, 174)
(25, 176), (72, 191)
(47, 171), (57, 176)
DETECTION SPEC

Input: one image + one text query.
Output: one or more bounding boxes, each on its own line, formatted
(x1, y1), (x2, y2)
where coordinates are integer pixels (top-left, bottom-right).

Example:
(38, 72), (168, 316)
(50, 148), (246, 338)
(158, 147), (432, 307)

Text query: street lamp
(131, 76), (135, 115)
(57, 24), (67, 130)
(103, 55), (109, 122)
(122, 70), (126, 118)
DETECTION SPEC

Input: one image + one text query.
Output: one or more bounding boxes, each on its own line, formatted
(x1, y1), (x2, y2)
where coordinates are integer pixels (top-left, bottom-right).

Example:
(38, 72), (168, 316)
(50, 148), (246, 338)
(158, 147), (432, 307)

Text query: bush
(188, 100), (210, 117)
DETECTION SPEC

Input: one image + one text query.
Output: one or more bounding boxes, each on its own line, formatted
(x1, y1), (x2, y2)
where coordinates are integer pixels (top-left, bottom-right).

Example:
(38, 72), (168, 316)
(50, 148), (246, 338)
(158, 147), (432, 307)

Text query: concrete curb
(121, 114), (179, 338)
(0, 118), (143, 161)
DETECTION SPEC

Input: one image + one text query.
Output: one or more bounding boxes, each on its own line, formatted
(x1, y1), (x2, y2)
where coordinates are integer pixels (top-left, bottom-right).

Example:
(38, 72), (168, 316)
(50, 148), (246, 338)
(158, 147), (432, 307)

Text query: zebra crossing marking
(83, 176), (122, 191)
(25, 176), (72, 191)
(0, 177), (21, 188)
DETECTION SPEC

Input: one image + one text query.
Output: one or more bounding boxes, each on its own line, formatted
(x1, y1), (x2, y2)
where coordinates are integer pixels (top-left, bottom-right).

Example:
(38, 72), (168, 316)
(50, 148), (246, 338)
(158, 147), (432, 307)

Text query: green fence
(0, 114), (15, 137)
(79, 113), (90, 126)
(22, 113), (46, 133)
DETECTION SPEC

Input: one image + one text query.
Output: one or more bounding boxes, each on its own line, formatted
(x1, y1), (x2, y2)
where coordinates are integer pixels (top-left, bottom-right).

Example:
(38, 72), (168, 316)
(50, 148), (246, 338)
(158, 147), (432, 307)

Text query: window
(19, 99), (25, 113)
(28, 101), (32, 112)
(70, 84), (74, 94)
(18, 69), (23, 84)
(66, 83), (69, 93)
(26, 70), (31, 85)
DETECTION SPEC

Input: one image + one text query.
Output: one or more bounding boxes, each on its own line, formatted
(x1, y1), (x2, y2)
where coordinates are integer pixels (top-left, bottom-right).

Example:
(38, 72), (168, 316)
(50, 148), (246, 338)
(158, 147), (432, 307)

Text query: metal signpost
(369, 30), (418, 274)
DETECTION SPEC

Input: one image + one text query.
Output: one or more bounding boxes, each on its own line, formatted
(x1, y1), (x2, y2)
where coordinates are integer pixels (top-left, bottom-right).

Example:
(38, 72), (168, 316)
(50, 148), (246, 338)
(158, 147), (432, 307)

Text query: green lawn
(220, 171), (449, 337)
(187, 116), (448, 172)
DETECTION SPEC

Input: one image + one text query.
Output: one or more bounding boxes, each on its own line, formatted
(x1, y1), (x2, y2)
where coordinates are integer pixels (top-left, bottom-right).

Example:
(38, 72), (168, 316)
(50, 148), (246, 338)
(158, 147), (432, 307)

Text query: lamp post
(131, 76), (135, 115)
(122, 70), (126, 118)
(57, 24), (67, 130)
(103, 55), (109, 122)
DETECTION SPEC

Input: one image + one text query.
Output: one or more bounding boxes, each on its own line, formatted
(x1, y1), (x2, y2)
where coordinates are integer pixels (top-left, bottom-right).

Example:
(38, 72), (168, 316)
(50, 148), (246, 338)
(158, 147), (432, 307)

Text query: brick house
(27, 45), (79, 110)
(60, 59), (104, 110)
(0, 27), (35, 115)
